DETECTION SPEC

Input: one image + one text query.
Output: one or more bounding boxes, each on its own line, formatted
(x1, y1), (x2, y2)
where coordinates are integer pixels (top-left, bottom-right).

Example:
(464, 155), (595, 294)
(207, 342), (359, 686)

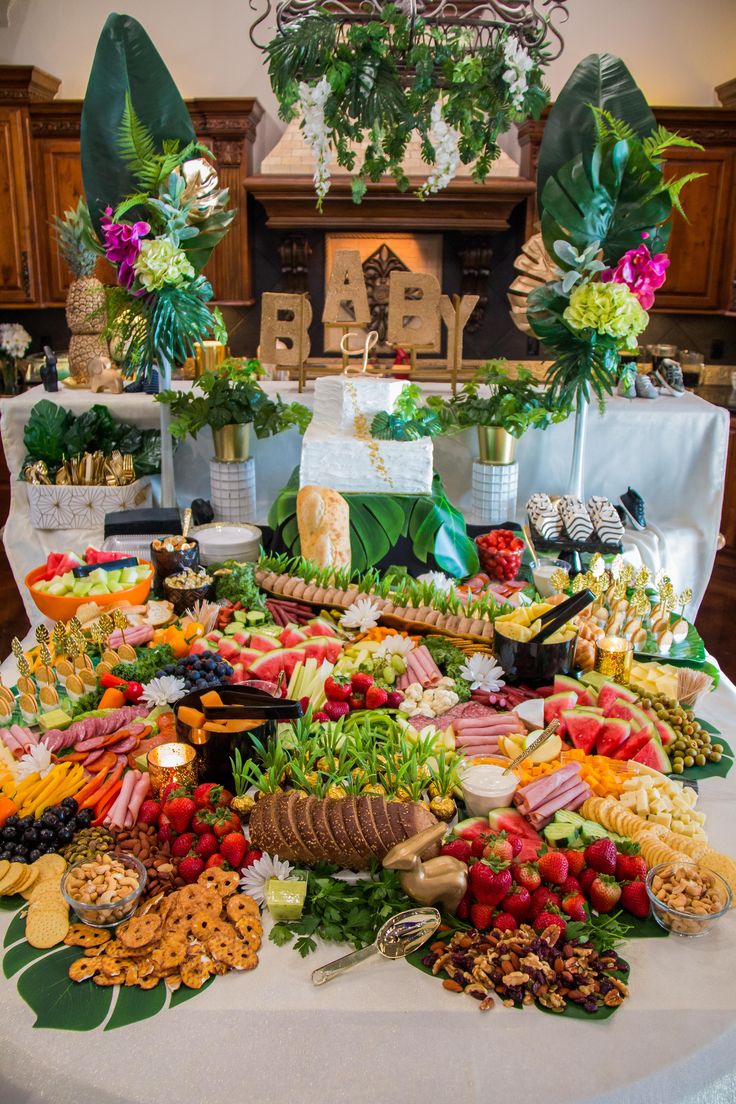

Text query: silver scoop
(311, 906), (441, 986)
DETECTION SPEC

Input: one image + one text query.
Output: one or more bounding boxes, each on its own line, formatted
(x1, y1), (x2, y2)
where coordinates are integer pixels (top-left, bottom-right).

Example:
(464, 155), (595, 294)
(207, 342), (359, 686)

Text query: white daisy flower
(239, 852), (293, 907)
(416, 571), (455, 593)
(17, 743), (53, 780)
(340, 597), (382, 633)
(375, 634), (416, 659)
(140, 675), (187, 708)
(459, 653), (506, 692)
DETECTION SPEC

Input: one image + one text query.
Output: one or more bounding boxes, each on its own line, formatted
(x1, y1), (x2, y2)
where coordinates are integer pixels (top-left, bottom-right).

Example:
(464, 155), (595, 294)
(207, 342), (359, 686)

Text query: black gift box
(104, 508), (182, 538)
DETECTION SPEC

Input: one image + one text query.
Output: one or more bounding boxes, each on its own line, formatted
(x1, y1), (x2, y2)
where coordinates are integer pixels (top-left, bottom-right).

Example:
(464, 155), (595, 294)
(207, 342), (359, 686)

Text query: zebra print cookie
(526, 493), (563, 540)
(557, 496), (594, 542)
(587, 496), (625, 544)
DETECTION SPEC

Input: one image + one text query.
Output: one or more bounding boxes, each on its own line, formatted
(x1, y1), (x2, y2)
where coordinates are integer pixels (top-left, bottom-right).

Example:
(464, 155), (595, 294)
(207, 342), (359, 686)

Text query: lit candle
(594, 635), (633, 683)
(147, 741), (197, 798)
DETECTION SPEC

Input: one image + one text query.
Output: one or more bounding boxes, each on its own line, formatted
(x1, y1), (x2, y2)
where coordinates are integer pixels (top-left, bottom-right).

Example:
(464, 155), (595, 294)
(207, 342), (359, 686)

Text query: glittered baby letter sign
(323, 250), (371, 327)
(387, 271), (441, 350)
(260, 292), (312, 367)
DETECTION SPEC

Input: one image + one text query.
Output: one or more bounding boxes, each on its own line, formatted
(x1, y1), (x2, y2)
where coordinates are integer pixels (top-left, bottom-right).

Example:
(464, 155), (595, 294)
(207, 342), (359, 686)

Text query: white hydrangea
(423, 101), (461, 195)
(501, 35), (534, 114)
(298, 76), (332, 206)
(0, 323), (31, 360)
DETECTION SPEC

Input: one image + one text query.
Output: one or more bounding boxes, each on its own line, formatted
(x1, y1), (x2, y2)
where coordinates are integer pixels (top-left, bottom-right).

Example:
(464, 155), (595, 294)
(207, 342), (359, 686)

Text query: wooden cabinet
(722, 416), (736, 549)
(0, 67), (263, 307)
(519, 105), (736, 314)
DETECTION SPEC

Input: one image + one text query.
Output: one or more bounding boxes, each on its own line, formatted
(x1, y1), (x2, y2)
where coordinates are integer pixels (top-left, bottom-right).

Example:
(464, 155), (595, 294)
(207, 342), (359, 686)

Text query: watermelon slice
(232, 631), (250, 647)
(632, 734), (672, 773)
(606, 699), (654, 734)
(250, 647), (306, 681)
(249, 633), (281, 653)
(486, 808), (543, 862)
(188, 639), (210, 655)
(543, 691), (578, 734)
(301, 636), (342, 663)
(84, 546), (130, 565)
(217, 639), (241, 662)
(553, 674), (598, 707)
(205, 630), (223, 642)
(598, 681), (637, 714)
(643, 711), (677, 747)
(452, 816), (490, 841)
(238, 649), (261, 670)
(562, 708), (602, 754)
(611, 728), (652, 761)
(279, 626), (307, 647)
(303, 619), (338, 638)
(596, 718), (630, 757)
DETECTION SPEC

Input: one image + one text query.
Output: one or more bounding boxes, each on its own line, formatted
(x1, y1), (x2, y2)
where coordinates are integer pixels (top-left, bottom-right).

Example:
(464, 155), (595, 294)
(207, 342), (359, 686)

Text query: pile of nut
(62, 826), (114, 864)
(64, 852), (142, 925)
(165, 567), (212, 589)
(422, 924), (630, 1014)
(112, 824), (183, 900)
(649, 862), (727, 933)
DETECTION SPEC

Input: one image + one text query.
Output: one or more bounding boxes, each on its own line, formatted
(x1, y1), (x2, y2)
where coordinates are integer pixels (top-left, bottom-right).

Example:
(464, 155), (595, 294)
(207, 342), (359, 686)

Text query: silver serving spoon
(311, 907), (441, 986)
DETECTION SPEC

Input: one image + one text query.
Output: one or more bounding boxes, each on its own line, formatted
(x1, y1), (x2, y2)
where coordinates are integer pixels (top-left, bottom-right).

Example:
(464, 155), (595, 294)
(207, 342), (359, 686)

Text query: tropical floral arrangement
(429, 361), (570, 437)
(0, 323), (31, 394)
(370, 383), (442, 441)
(157, 358), (312, 441)
(266, 7), (549, 206)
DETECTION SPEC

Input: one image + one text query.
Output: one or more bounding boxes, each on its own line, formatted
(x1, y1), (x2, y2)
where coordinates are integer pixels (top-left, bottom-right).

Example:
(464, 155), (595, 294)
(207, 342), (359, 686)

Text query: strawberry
(529, 886), (560, 918)
(192, 809), (214, 835)
(219, 831), (247, 868)
(533, 909), (566, 934)
(241, 849), (262, 868)
(299, 697), (311, 714)
(365, 685), (389, 709)
(562, 892), (588, 922)
(500, 885), (530, 922)
(483, 833), (514, 864)
(512, 861), (540, 893)
(192, 783), (223, 810)
(171, 832), (195, 858)
(205, 853), (226, 869)
(348, 693), (366, 711)
(470, 903), (494, 930)
(538, 850), (569, 885)
(469, 858), (512, 907)
(137, 799), (161, 826)
(507, 835), (524, 858)
(493, 911), (518, 932)
(324, 675), (352, 702)
(470, 834), (490, 859)
(313, 712), (330, 723)
(212, 809), (242, 839)
(350, 672), (374, 694)
(615, 849), (648, 883)
(161, 781), (181, 803)
(324, 700), (351, 722)
(385, 691), (403, 709)
(194, 831), (219, 860)
(584, 838), (618, 876)
(620, 880), (650, 918)
(179, 855), (206, 884)
(579, 868), (597, 896)
(441, 839), (471, 864)
(589, 874), (622, 914)
(455, 889), (472, 920)
(565, 849), (586, 878)
(163, 795), (196, 835)
(560, 876), (581, 898)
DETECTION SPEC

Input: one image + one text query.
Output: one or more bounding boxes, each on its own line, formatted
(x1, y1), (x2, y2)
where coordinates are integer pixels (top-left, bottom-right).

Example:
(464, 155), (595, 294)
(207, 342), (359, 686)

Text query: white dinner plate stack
(192, 522), (262, 566)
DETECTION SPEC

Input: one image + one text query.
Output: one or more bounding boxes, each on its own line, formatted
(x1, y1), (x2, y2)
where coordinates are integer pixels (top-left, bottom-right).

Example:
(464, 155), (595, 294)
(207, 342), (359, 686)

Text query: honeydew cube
(46, 579), (67, 595)
(120, 567), (138, 586)
(105, 569), (122, 587)
(88, 583), (109, 595)
(72, 579), (93, 597)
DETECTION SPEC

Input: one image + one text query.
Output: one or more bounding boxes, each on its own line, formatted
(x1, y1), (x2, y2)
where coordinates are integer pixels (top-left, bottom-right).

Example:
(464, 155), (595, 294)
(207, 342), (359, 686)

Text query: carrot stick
(86, 750), (117, 773)
(92, 782), (123, 826)
(79, 763), (123, 809)
(74, 768), (110, 805)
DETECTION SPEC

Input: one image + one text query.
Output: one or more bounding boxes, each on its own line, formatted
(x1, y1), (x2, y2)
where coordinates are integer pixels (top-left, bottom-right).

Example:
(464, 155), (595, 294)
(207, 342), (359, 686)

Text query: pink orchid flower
(600, 233), (670, 310)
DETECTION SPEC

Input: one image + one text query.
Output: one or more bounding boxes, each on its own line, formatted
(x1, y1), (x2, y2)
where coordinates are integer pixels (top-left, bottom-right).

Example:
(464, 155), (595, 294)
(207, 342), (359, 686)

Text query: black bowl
(174, 684), (301, 789)
(150, 537), (200, 594)
(494, 629), (578, 686)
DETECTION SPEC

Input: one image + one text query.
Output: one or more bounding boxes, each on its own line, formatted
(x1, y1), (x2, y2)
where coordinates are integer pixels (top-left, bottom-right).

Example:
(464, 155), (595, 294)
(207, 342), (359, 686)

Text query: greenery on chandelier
(157, 358), (312, 440)
(266, 6), (549, 204)
(428, 362), (570, 437)
(370, 383), (443, 440)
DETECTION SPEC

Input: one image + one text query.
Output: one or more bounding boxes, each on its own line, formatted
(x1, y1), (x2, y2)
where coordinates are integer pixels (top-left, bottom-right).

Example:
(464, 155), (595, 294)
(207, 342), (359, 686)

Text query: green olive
(683, 755), (694, 767)
(695, 754), (706, 766)
(710, 752), (723, 763)
(672, 762), (684, 773)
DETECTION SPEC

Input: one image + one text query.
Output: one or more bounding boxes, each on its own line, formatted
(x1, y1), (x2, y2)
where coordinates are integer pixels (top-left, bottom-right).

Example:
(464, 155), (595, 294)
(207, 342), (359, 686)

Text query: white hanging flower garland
(501, 35), (534, 114)
(298, 76), (332, 206)
(422, 101), (461, 196)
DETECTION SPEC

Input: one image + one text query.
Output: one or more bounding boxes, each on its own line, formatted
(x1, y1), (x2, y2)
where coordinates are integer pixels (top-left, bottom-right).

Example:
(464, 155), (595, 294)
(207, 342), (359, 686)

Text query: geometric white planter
(209, 458), (256, 523)
(472, 459), (519, 527)
(26, 477), (152, 530)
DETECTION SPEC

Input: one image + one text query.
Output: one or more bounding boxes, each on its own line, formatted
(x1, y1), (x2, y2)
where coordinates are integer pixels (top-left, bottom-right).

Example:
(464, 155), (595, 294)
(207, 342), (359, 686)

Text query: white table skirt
(1, 383), (729, 620)
(0, 631), (734, 1104)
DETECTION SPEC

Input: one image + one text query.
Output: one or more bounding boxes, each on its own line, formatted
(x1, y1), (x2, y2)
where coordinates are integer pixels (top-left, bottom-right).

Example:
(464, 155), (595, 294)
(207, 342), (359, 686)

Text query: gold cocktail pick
(98, 613), (114, 645)
(111, 609), (128, 644)
(11, 637), (31, 679)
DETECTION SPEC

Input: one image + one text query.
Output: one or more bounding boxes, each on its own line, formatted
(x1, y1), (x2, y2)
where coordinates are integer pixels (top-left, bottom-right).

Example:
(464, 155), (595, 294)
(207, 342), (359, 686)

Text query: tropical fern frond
(266, 12), (339, 95)
(118, 91), (156, 172)
(590, 106), (636, 144)
(659, 170), (707, 220)
(643, 125), (704, 162)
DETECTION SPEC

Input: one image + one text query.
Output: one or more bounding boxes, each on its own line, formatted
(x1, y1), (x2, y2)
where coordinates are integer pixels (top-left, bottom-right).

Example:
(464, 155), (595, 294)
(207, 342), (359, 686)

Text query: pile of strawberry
(442, 833), (649, 934)
(314, 672), (402, 723)
(136, 782), (261, 883)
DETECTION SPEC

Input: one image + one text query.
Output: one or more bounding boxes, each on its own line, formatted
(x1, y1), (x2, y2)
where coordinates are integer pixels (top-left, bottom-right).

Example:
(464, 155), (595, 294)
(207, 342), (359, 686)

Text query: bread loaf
(296, 485), (351, 569)
(249, 792), (439, 870)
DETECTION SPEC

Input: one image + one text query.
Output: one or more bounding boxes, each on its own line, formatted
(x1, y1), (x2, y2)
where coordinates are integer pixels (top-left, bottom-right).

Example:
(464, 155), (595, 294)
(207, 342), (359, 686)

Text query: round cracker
(0, 862), (26, 895)
(33, 853), (66, 880)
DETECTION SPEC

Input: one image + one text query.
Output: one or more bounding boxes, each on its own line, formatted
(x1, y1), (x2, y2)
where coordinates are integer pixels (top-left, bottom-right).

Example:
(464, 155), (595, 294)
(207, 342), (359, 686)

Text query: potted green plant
(157, 357), (311, 461)
(430, 361), (569, 464)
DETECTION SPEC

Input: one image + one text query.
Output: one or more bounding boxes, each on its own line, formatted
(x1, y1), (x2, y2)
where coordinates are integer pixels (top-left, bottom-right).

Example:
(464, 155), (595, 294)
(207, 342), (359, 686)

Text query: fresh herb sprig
(212, 560), (267, 610)
(270, 863), (413, 957)
(111, 643), (175, 684)
(565, 910), (633, 953)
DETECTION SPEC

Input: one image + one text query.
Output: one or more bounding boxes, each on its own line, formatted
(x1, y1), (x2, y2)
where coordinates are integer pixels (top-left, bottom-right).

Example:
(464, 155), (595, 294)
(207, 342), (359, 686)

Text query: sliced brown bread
(293, 793), (320, 862)
(276, 791), (304, 861)
(341, 796), (374, 861)
(310, 797), (344, 865)
(354, 795), (385, 855)
(325, 799), (363, 869)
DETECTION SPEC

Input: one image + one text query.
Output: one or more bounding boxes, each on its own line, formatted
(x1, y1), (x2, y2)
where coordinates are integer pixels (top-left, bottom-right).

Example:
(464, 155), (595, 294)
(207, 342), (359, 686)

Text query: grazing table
(1, 383), (728, 619)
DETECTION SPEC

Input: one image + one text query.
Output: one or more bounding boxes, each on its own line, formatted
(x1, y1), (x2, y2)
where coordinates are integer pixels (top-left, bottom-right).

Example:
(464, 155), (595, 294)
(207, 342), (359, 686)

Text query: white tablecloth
(0, 630), (735, 1104)
(1, 383), (729, 619)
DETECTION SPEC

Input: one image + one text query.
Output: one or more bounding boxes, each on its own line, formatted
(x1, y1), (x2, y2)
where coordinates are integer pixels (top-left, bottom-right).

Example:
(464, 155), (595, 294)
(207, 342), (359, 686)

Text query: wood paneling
(721, 417), (736, 550)
(0, 107), (36, 303)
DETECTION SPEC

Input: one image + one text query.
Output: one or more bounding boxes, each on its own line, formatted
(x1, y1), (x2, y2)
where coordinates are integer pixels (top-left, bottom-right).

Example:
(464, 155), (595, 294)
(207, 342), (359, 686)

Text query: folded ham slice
(525, 780), (591, 828)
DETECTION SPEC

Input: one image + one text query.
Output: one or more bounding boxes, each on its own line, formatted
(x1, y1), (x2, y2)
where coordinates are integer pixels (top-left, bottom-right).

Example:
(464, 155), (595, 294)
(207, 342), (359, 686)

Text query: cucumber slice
(554, 810), (586, 827)
(543, 822), (579, 846)
(246, 610), (267, 625)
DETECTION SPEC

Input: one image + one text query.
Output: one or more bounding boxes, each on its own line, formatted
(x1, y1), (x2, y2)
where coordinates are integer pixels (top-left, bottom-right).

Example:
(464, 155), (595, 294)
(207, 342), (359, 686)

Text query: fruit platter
(0, 534), (733, 1068)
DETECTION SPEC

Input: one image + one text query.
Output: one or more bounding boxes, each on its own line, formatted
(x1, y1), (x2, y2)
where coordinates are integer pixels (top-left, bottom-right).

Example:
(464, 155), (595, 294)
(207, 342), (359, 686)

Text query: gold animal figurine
(382, 822), (468, 913)
(87, 355), (124, 394)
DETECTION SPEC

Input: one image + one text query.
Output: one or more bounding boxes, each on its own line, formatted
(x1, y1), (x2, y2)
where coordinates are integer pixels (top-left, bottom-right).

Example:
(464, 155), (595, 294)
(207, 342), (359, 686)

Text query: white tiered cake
(299, 376), (434, 495)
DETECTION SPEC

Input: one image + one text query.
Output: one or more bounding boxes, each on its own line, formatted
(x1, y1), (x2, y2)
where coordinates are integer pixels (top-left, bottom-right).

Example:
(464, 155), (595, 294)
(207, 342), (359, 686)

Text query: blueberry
(4, 815), (19, 828)
(2, 826), (17, 841)
(38, 828), (55, 843)
(163, 664), (175, 674)
(57, 826), (74, 844)
(0, 850), (12, 861)
(61, 797), (78, 812)
(75, 809), (92, 828)
(47, 807), (63, 819)
(28, 849), (42, 863)
(18, 816), (34, 830)
(23, 828), (39, 847)
(57, 808), (73, 823)
(39, 814), (60, 831)
(13, 843), (28, 858)
(42, 843), (57, 854)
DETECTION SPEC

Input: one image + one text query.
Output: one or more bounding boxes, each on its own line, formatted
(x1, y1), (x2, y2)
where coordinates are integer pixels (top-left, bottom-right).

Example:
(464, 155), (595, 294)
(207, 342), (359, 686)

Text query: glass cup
(531, 557), (568, 598)
(680, 350), (705, 389)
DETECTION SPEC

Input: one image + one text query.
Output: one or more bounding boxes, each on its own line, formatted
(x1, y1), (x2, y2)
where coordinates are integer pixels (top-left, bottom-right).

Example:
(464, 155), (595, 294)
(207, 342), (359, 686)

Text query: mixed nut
(62, 852), (143, 925)
(648, 861), (729, 934)
(113, 824), (184, 900)
(152, 537), (197, 552)
(165, 568), (212, 589)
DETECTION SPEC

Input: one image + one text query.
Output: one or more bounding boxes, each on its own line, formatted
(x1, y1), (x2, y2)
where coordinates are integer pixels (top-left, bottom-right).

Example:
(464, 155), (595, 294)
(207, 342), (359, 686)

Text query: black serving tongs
(531, 588), (595, 644)
(201, 699), (302, 721)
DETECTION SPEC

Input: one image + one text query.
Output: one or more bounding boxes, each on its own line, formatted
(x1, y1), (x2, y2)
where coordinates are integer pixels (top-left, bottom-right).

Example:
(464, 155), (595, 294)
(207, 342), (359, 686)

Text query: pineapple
(53, 198), (108, 383)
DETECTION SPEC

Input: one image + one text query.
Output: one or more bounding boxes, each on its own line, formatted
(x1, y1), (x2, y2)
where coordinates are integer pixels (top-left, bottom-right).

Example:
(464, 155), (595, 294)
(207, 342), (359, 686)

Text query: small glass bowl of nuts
(60, 852), (147, 928)
(645, 860), (732, 937)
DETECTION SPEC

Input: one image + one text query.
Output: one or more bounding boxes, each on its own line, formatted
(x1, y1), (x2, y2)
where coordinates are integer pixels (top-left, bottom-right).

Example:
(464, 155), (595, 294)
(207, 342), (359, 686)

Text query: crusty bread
(296, 485), (351, 569)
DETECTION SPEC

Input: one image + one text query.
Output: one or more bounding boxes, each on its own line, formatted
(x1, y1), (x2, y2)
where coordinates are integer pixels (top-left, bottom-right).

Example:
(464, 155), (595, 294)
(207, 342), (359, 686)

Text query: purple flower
(100, 206), (150, 290)
(600, 233), (670, 310)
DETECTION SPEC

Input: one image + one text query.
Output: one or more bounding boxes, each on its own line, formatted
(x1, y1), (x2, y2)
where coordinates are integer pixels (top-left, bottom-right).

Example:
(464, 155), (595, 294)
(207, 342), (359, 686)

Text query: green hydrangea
(134, 238), (195, 292)
(563, 281), (648, 349)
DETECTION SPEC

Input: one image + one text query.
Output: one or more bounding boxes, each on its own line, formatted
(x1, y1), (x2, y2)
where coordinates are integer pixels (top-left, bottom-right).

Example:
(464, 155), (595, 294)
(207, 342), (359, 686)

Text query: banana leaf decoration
(269, 468), (479, 577)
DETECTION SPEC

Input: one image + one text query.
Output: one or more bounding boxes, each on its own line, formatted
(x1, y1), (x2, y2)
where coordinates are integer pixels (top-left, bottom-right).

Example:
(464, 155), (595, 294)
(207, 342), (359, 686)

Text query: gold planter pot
(477, 426), (517, 465)
(212, 423), (252, 462)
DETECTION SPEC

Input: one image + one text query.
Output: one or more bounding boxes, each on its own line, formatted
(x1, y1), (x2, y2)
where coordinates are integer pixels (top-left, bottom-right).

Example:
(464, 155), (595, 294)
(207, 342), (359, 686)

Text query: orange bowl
(25, 559), (154, 621)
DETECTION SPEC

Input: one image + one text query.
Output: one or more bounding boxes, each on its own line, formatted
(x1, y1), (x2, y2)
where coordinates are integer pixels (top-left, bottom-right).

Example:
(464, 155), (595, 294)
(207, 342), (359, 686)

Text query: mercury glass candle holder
(147, 741), (197, 798)
(594, 635), (633, 683)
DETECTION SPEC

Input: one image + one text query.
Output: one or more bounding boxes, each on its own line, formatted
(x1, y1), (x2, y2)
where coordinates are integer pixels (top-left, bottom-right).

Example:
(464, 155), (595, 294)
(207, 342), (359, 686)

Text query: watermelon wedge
(250, 647), (306, 681)
(239, 649), (261, 670)
(611, 729), (652, 761)
(562, 709), (602, 754)
(249, 633), (281, 653)
(303, 619), (338, 638)
(487, 808), (543, 862)
(643, 711), (677, 747)
(217, 639), (241, 662)
(554, 674), (597, 707)
(606, 699), (654, 734)
(598, 681), (637, 714)
(543, 691), (578, 735)
(279, 627), (307, 647)
(452, 817), (489, 841)
(632, 734), (672, 772)
(301, 636), (342, 663)
(232, 632), (250, 647)
(596, 718), (630, 757)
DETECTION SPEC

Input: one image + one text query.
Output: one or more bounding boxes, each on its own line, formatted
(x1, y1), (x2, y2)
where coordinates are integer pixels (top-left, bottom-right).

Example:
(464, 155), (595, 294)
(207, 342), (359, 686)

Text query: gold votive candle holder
(594, 635), (633, 683)
(147, 741), (198, 798)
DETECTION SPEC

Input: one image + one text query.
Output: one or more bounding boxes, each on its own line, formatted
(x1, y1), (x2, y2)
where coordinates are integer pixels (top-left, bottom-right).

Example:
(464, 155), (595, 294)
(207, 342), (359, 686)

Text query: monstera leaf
(537, 53), (656, 208)
(81, 14), (196, 234)
(540, 139), (673, 267)
(2, 902), (210, 1031)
